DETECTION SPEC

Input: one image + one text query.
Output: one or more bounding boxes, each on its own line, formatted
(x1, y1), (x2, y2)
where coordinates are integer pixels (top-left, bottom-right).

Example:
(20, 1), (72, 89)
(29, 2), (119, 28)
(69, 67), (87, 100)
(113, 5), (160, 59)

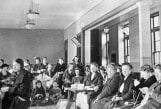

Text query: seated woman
(135, 64), (161, 109)
(72, 67), (83, 84)
(0, 64), (11, 87)
(47, 82), (62, 104)
(84, 63), (103, 108)
(68, 67), (84, 101)
(32, 57), (44, 77)
(62, 63), (75, 98)
(52, 58), (66, 77)
(99, 66), (107, 85)
(0, 64), (12, 109)
(118, 65), (157, 109)
(1, 58), (32, 109)
(103, 63), (135, 109)
(133, 65), (156, 102)
(32, 80), (46, 101)
(92, 64), (121, 109)
(73, 56), (84, 76)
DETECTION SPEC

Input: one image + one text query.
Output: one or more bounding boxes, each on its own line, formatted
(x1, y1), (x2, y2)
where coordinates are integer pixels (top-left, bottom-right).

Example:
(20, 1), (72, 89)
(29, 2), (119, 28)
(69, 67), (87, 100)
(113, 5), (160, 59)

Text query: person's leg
(92, 98), (112, 109)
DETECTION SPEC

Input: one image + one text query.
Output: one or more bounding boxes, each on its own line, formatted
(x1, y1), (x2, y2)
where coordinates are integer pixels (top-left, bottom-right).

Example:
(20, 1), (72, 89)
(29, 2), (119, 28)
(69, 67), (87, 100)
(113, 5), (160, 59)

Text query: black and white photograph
(0, 0), (161, 109)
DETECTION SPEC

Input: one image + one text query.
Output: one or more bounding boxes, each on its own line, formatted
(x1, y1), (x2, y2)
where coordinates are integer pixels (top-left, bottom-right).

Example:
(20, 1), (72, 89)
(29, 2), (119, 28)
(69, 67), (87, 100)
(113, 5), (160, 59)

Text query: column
(137, 0), (152, 66)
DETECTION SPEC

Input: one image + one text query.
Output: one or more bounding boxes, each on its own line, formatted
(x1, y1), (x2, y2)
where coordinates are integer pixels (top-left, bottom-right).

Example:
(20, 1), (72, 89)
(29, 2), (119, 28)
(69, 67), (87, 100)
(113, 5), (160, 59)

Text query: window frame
(151, 12), (160, 65)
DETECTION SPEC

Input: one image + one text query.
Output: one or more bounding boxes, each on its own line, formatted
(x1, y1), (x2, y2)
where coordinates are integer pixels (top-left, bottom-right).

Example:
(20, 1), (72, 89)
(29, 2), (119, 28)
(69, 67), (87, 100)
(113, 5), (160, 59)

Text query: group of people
(0, 56), (161, 109)
(73, 63), (161, 109)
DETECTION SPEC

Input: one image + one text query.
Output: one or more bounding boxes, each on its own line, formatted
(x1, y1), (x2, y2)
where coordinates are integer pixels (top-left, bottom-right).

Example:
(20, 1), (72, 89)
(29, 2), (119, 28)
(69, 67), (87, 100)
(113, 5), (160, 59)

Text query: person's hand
(112, 95), (117, 101)
(91, 84), (95, 87)
(94, 86), (99, 92)
(37, 70), (41, 73)
(65, 79), (70, 83)
(134, 79), (140, 86)
(140, 87), (148, 94)
(1, 87), (9, 93)
(148, 88), (154, 96)
(115, 97), (123, 101)
(35, 94), (40, 97)
(93, 98), (99, 104)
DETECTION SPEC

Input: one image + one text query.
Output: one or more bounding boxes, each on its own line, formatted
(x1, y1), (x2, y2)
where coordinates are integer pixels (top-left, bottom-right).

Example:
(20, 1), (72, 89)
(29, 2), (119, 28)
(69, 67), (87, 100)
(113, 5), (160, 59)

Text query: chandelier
(32, 0), (40, 5)
(25, 19), (35, 29)
(27, 1), (39, 20)
(25, 0), (40, 29)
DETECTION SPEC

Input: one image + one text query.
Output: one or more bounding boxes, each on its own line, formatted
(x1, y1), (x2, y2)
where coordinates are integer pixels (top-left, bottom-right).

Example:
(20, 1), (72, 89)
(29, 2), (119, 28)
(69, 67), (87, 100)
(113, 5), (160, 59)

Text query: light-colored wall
(0, 29), (64, 64)
(64, 0), (131, 63)
(129, 15), (140, 71)
(109, 24), (119, 63)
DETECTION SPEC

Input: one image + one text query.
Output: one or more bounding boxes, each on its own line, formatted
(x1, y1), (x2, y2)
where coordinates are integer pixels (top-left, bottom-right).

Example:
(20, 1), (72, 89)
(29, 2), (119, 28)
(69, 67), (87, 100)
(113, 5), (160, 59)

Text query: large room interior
(0, 0), (161, 109)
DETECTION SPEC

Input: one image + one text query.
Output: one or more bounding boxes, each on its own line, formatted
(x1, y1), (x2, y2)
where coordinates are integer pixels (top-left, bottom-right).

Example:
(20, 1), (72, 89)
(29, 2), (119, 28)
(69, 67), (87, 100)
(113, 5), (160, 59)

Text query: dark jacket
(52, 63), (66, 77)
(141, 82), (161, 109)
(62, 70), (75, 87)
(84, 72), (103, 93)
(72, 76), (83, 84)
(8, 69), (32, 109)
(117, 73), (135, 101)
(135, 75), (157, 89)
(8, 69), (32, 100)
(32, 86), (45, 99)
(0, 71), (11, 88)
(73, 62), (84, 76)
(97, 72), (121, 100)
(32, 63), (44, 72)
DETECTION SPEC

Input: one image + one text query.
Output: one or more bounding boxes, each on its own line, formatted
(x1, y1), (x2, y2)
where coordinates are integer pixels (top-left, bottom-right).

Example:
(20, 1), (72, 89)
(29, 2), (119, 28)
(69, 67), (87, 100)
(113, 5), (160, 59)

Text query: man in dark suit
(92, 64), (121, 109)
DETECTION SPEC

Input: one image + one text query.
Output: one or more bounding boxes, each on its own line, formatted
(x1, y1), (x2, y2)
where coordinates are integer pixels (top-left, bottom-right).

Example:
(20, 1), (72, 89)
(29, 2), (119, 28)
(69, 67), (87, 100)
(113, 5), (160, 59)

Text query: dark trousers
(9, 96), (30, 109)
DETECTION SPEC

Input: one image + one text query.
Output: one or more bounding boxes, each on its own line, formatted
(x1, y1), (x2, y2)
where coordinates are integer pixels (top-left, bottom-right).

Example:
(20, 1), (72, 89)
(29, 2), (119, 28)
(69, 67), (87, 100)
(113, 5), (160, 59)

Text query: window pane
(107, 34), (109, 42)
(156, 41), (160, 51)
(127, 56), (130, 62)
(124, 27), (129, 36)
(160, 53), (161, 63)
(154, 16), (159, 27)
(151, 18), (153, 29)
(155, 53), (160, 64)
(155, 31), (160, 41)
(128, 40), (130, 47)
(128, 46), (130, 55)
(152, 33), (154, 52)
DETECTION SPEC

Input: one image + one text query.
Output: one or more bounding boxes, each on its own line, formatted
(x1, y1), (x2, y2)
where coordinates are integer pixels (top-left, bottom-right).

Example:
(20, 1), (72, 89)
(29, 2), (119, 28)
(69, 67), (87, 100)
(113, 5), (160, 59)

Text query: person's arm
(8, 72), (30, 98)
(52, 64), (59, 77)
(97, 74), (120, 100)
(151, 86), (161, 103)
(122, 79), (134, 101)
(94, 74), (103, 92)
(42, 87), (46, 98)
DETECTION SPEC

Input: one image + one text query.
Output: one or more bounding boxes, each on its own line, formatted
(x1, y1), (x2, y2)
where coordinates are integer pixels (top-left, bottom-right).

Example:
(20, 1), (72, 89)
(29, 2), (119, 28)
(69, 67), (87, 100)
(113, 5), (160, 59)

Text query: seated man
(135, 64), (161, 109)
(92, 64), (121, 109)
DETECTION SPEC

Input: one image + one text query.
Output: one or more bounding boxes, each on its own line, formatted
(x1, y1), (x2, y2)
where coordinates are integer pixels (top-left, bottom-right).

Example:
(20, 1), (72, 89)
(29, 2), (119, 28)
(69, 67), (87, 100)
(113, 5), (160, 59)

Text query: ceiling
(0, 0), (103, 30)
